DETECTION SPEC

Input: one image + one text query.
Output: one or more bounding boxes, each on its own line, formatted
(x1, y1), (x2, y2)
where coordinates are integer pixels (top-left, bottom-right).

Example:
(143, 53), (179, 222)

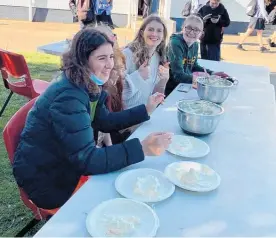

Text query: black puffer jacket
(13, 73), (149, 209)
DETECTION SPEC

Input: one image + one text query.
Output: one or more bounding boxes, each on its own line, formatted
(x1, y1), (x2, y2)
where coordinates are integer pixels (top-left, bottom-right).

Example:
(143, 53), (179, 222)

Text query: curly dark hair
(61, 27), (114, 94)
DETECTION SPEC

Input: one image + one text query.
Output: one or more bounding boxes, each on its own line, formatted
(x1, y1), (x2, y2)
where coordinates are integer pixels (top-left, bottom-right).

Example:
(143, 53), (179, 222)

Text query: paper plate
(167, 135), (210, 158)
(86, 198), (159, 237)
(164, 161), (221, 192)
(115, 168), (175, 203)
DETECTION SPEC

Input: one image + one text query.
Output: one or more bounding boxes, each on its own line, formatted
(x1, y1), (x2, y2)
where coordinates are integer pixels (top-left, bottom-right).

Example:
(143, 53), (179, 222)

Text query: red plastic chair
(0, 49), (50, 117)
(2, 98), (52, 222)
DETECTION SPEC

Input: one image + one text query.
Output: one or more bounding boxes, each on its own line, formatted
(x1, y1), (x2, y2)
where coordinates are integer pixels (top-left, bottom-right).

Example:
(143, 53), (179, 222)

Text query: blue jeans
(200, 43), (221, 61)
(150, 0), (160, 14)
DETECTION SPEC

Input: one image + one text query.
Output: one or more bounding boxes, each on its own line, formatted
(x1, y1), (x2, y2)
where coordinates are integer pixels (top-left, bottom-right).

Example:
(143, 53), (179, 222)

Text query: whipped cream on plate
(176, 167), (214, 188)
(133, 175), (161, 199)
(101, 214), (140, 237)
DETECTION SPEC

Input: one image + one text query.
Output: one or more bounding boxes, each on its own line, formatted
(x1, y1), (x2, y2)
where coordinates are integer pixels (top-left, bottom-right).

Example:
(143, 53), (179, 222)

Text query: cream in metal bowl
(196, 76), (233, 104)
(177, 99), (224, 135)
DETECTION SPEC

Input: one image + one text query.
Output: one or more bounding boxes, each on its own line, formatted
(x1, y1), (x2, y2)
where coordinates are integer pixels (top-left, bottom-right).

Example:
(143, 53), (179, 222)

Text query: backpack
(246, 0), (257, 17)
(182, 0), (192, 17)
(77, 0), (95, 22)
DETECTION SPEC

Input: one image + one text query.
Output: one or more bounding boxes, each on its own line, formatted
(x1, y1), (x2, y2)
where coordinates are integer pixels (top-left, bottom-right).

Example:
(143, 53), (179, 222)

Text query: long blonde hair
(128, 14), (168, 68)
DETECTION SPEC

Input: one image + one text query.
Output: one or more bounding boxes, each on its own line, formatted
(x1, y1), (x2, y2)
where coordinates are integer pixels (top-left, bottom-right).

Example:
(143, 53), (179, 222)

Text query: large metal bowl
(177, 99), (224, 136)
(196, 76), (233, 104)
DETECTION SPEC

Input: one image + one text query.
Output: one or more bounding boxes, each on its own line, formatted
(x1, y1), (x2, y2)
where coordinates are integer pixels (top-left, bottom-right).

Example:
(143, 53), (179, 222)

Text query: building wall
(0, 0), (131, 13)
(0, 0), (130, 26)
(169, 0), (251, 34)
(0, 0), (254, 34)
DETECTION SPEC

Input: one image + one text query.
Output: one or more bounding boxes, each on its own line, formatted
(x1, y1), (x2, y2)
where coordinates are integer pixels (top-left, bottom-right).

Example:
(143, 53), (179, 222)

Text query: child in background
(237, 0), (269, 52)
(266, 0), (276, 47)
(96, 0), (115, 28)
(198, 0), (230, 61)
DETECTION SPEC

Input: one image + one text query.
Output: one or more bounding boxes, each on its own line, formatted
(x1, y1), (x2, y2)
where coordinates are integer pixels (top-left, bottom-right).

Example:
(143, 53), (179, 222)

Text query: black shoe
(237, 44), (245, 51)
(260, 46), (269, 52)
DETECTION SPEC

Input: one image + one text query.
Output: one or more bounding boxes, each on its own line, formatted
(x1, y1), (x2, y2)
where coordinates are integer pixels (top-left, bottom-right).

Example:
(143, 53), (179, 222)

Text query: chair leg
(0, 91), (13, 117)
(15, 218), (40, 237)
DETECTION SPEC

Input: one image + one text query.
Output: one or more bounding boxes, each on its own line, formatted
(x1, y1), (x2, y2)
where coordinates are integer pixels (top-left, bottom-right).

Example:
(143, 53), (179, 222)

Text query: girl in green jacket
(165, 14), (228, 96)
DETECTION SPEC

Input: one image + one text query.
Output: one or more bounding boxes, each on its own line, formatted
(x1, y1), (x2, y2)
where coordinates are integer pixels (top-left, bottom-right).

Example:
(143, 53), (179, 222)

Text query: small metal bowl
(196, 76), (234, 104)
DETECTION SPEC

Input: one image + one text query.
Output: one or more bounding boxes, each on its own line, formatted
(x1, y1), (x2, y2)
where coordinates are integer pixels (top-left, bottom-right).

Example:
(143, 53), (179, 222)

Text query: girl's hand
(158, 63), (170, 83)
(141, 132), (173, 156)
(138, 59), (150, 80)
(192, 74), (198, 89)
(109, 69), (119, 85)
(212, 72), (229, 78)
(146, 92), (165, 115)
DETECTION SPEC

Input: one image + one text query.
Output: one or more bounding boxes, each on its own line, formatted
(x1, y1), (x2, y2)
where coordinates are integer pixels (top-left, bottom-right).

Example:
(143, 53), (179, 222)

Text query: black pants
(96, 11), (114, 28)
(200, 43), (221, 61)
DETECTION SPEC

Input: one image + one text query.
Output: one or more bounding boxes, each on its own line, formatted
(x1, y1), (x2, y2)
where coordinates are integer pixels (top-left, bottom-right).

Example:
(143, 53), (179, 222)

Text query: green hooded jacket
(165, 33), (213, 95)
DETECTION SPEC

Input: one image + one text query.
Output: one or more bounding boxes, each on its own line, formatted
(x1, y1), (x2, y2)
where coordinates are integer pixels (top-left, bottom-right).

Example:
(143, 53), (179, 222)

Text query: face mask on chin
(90, 73), (104, 86)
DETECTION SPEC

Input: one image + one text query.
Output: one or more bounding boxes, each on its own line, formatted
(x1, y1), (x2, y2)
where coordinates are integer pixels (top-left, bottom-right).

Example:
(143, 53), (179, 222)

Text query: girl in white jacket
(122, 14), (170, 109)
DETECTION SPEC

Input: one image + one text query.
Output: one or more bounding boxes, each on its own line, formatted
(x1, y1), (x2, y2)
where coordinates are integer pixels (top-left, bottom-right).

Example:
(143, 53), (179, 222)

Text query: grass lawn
(0, 52), (60, 236)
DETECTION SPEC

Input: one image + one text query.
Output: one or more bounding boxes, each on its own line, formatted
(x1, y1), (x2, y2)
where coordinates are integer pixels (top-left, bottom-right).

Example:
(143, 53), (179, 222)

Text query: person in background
(266, 0), (276, 47)
(191, 0), (209, 14)
(149, 0), (160, 14)
(69, 0), (79, 22)
(143, 0), (152, 18)
(166, 14), (228, 96)
(182, 0), (208, 17)
(237, 0), (269, 52)
(198, 0), (230, 61)
(69, 0), (97, 29)
(122, 14), (170, 110)
(12, 29), (172, 211)
(95, 0), (115, 29)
